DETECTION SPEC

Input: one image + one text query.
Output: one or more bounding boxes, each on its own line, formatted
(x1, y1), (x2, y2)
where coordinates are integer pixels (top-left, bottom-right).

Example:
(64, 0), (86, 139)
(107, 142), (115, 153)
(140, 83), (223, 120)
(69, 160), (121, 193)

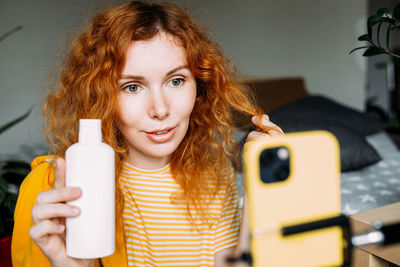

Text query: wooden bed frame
(242, 76), (309, 113)
(234, 76), (308, 129)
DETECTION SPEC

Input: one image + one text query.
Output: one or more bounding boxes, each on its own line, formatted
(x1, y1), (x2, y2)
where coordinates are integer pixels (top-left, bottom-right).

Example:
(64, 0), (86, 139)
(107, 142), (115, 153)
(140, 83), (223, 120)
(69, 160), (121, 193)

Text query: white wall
(179, 0), (367, 108)
(0, 0), (121, 157)
(0, 0), (367, 157)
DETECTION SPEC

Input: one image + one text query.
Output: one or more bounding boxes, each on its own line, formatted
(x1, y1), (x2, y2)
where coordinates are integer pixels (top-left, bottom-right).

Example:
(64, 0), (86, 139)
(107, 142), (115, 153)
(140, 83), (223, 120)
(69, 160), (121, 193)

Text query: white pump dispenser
(65, 119), (115, 258)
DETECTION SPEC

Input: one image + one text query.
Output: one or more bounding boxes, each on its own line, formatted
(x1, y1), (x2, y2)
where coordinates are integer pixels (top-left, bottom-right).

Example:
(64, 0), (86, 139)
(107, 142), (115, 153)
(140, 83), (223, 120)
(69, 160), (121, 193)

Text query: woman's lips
(145, 127), (176, 143)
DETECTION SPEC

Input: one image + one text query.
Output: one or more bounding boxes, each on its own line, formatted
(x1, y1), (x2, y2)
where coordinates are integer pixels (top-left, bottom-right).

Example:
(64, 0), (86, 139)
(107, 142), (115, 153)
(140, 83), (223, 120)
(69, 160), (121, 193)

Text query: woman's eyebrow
(166, 65), (189, 76)
(119, 65), (189, 82)
(119, 74), (145, 81)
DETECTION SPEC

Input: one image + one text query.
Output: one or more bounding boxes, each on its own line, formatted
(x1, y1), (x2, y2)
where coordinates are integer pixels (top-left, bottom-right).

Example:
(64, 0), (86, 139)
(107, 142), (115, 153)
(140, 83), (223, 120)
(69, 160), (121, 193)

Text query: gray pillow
(269, 114), (381, 172)
(270, 96), (385, 136)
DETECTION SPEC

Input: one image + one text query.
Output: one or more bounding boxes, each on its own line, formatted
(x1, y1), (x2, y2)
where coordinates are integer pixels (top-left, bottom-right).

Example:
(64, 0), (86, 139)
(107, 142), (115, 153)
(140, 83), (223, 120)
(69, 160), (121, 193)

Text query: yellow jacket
(11, 155), (127, 266)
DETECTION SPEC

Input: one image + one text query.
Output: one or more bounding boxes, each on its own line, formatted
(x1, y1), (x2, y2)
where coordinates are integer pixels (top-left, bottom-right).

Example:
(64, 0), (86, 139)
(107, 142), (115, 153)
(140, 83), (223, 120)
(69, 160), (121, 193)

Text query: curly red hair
(44, 1), (267, 223)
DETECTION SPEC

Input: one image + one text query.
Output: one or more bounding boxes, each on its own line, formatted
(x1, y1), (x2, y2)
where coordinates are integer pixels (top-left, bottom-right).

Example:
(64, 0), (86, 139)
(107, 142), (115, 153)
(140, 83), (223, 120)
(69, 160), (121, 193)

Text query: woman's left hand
(245, 114), (284, 142)
(224, 114), (284, 266)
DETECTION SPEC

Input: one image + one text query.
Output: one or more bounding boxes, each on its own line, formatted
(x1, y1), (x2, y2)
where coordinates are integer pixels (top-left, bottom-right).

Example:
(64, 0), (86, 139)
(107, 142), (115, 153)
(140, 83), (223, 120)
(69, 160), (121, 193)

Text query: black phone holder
(228, 214), (400, 266)
(281, 214), (352, 267)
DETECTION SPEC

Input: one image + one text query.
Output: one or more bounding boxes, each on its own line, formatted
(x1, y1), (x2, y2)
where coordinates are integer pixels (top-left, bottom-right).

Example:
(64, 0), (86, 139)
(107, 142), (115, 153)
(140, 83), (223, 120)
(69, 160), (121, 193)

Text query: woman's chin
(128, 142), (179, 163)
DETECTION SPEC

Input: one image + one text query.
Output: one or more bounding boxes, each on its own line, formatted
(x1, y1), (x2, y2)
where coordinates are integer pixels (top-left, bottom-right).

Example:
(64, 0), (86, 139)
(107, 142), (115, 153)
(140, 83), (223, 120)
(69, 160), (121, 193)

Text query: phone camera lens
(259, 146), (290, 184)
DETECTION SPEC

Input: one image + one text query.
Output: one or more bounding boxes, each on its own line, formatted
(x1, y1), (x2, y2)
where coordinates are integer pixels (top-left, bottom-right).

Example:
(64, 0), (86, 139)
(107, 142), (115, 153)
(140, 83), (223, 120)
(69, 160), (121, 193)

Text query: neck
(125, 149), (171, 170)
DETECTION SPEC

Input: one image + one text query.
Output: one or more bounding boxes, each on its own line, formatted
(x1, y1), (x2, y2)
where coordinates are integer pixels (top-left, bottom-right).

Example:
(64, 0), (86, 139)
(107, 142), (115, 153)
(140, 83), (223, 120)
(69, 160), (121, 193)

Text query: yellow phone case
(243, 130), (344, 267)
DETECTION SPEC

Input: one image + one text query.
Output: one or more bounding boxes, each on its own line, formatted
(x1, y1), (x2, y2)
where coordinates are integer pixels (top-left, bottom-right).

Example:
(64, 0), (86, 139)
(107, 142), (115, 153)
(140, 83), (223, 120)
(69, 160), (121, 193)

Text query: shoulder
(219, 163), (236, 187)
(211, 163), (238, 200)
(12, 155), (56, 266)
(16, 155), (56, 211)
(31, 155), (55, 169)
(22, 155), (56, 191)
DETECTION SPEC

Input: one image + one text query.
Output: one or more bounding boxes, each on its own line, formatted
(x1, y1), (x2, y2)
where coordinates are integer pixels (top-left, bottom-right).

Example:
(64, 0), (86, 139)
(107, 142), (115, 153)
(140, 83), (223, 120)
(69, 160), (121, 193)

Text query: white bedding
(341, 131), (400, 215)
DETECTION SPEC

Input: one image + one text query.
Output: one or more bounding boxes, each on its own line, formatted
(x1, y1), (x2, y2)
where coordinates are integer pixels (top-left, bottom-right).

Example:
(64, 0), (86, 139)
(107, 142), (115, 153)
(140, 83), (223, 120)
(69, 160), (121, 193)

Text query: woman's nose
(148, 89), (170, 120)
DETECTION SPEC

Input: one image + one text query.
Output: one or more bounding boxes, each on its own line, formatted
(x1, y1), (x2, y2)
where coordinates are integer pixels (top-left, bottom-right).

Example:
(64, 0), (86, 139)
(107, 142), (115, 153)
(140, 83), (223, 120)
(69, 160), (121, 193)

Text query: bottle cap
(79, 119), (102, 143)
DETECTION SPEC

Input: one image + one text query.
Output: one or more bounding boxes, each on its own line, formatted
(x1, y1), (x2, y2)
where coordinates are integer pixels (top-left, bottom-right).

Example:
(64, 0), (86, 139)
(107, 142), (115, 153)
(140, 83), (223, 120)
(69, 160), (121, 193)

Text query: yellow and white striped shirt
(119, 162), (240, 266)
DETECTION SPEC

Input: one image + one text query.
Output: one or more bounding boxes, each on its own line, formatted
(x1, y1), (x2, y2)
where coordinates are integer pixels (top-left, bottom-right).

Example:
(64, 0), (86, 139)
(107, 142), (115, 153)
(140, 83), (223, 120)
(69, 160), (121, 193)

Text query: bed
(235, 77), (400, 216)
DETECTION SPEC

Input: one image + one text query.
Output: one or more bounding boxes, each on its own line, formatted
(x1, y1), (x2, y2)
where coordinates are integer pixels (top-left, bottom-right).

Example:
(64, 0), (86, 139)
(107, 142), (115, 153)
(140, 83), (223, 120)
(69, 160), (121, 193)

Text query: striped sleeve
(214, 171), (241, 252)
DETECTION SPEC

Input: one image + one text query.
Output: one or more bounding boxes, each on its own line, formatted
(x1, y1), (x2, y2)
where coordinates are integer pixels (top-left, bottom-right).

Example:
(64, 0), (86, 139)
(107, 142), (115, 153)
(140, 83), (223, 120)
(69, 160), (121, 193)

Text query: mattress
(341, 131), (400, 215)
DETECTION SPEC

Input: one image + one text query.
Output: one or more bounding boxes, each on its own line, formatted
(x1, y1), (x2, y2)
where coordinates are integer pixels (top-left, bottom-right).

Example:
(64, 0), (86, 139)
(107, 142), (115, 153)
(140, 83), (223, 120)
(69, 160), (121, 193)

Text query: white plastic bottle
(65, 119), (115, 259)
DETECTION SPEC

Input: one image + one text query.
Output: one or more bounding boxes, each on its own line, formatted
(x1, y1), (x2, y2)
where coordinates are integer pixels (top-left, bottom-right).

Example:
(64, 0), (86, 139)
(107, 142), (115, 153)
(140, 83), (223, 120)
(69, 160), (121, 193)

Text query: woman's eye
(123, 84), (139, 94)
(169, 78), (184, 87)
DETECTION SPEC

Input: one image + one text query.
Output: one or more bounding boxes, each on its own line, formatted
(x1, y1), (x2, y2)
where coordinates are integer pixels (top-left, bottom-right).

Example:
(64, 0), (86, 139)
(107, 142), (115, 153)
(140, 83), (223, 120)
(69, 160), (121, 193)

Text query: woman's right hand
(29, 158), (93, 267)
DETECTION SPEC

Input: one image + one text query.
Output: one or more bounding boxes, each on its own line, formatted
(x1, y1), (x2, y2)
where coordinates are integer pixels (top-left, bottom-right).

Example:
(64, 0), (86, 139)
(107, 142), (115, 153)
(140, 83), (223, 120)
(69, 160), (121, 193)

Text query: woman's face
(117, 32), (197, 170)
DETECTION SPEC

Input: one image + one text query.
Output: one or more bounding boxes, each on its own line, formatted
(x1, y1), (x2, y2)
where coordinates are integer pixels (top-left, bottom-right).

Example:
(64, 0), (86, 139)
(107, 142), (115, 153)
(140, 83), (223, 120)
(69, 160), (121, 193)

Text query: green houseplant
(350, 3), (400, 128)
(350, 4), (400, 62)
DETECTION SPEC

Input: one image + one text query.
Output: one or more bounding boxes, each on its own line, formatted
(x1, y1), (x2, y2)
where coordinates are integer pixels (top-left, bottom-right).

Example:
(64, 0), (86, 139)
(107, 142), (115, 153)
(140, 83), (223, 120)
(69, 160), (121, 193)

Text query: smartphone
(243, 130), (347, 267)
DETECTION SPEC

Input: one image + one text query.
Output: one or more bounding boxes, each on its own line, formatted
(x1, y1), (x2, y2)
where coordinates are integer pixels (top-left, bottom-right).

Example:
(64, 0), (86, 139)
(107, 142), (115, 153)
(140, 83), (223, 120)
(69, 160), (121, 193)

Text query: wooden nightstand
(350, 202), (400, 267)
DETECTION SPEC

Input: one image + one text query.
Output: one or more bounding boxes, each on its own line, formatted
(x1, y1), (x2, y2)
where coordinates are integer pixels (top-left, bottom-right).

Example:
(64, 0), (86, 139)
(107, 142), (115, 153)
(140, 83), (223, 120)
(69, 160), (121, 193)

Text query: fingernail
(58, 225), (65, 232)
(70, 187), (81, 195)
(262, 118), (270, 125)
(70, 206), (80, 215)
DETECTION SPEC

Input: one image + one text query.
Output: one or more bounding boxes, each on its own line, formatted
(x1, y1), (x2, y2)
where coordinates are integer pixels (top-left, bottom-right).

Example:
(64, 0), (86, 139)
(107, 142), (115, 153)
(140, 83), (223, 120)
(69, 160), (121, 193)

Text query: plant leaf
(0, 26), (23, 43)
(368, 15), (381, 38)
(349, 46), (370, 54)
(386, 18), (396, 24)
(367, 19), (372, 38)
(358, 34), (371, 42)
(0, 160), (31, 175)
(0, 178), (7, 205)
(377, 8), (392, 19)
(0, 107), (32, 135)
(383, 18), (396, 24)
(4, 193), (18, 214)
(386, 22), (391, 50)
(368, 15), (382, 26)
(377, 21), (383, 47)
(363, 47), (387, 57)
(376, 8), (396, 24)
(394, 4), (400, 22)
(393, 57), (400, 66)
(0, 160), (31, 185)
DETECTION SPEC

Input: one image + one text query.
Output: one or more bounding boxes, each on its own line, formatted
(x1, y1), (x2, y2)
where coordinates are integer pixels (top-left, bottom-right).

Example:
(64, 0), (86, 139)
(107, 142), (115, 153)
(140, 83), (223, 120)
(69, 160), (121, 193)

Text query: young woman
(12, 1), (283, 266)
